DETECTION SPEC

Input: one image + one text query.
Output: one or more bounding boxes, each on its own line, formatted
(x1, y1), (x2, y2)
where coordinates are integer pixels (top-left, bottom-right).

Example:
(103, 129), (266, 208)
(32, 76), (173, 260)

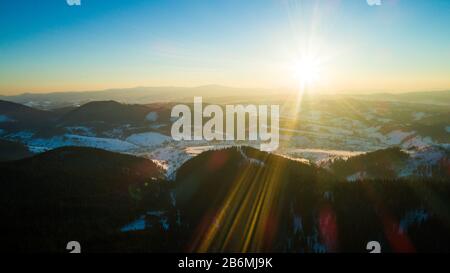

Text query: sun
(294, 56), (322, 88)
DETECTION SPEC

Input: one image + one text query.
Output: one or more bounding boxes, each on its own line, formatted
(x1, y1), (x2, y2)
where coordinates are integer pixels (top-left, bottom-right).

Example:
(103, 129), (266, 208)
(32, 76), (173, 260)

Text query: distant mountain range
(0, 99), (170, 138)
(0, 85), (282, 109)
(350, 90), (450, 106)
(2, 86), (448, 110)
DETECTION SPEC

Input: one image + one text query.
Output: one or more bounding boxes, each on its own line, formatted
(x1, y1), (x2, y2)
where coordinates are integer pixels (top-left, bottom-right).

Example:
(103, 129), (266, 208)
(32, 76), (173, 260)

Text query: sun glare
(294, 56), (322, 88)
(289, 54), (325, 117)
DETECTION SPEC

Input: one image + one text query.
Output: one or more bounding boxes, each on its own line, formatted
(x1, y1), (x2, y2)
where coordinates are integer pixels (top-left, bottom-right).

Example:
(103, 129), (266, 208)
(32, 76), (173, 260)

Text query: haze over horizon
(1, 0), (450, 95)
(1, 84), (450, 98)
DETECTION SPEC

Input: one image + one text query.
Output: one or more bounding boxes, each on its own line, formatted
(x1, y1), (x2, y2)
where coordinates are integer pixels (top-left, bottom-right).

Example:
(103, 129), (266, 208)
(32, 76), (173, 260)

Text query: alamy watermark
(170, 97), (280, 151)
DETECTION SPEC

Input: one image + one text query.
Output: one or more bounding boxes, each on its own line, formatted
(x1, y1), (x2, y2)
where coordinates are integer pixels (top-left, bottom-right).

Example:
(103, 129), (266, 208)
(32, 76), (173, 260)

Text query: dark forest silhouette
(0, 146), (449, 252)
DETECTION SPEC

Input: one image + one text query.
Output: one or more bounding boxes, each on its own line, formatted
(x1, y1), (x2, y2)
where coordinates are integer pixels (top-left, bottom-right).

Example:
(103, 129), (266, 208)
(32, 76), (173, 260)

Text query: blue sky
(0, 0), (449, 94)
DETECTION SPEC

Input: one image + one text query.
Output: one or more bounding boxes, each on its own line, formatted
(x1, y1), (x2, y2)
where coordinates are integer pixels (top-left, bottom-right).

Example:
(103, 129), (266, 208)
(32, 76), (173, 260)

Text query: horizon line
(1, 84), (449, 97)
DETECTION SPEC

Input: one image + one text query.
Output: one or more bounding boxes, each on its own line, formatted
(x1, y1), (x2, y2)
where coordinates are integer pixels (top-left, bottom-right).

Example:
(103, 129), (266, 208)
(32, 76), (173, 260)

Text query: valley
(1, 89), (448, 181)
(0, 89), (449, 252)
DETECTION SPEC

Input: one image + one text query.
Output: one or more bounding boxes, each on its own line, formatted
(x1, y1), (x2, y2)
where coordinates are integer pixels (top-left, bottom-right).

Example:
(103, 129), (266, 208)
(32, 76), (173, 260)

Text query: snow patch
(147, 211), (165, 217)
(238, 146), (265, 166)
(398, 146), (447, 177)
(401, 136), (434, 149)
(145, 112), (158, 122)
(412, 112), (426, 121)
(323, 191), (334, 201)
(288, 148), (365, 163)
(120, 216), (146, 232)
(0, 115), (14, 122)
(139, 145), (193, 180)
(28, 134), (138, 153)
(126, 132), (170, 147)
(347, 171), (367, 182)
(307, 229), (327, 253)
(385, 130), (415, 145)
(65, 134), (138, 152)
(293, 216), (303, 234)
(6, 131), (34, 141)
(170, 191), (176, 206)
(185, 145), (215, 156)
(399, 209), (429, 234)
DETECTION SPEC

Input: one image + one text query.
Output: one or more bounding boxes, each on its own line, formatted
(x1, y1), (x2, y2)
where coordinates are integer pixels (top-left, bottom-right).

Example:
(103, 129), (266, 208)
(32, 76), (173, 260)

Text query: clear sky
(0, 0), (449, 95)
